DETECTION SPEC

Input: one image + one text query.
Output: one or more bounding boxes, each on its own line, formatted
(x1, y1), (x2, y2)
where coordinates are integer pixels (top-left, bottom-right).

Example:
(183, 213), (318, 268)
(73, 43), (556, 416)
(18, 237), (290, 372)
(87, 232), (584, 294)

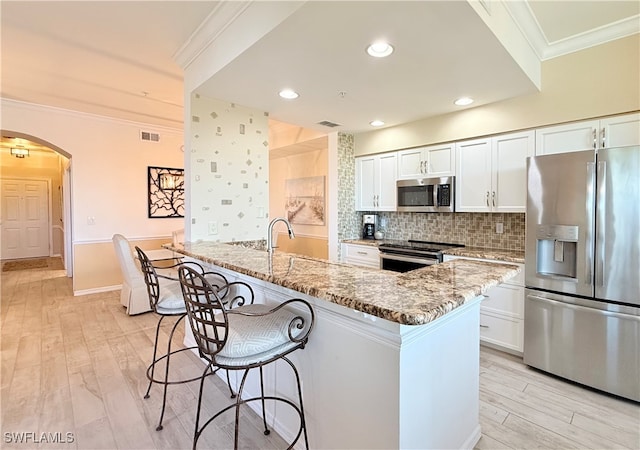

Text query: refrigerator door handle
(595, 161), (606, 287)
(585, 162), (595, 285)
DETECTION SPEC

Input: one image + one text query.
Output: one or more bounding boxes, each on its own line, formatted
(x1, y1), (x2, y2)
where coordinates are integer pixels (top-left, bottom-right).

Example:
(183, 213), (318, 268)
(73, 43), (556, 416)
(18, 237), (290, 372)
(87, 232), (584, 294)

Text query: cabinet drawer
(479, 312), (523, 353)
(343, 244), (380, 268)
(481, 283), (524, 318)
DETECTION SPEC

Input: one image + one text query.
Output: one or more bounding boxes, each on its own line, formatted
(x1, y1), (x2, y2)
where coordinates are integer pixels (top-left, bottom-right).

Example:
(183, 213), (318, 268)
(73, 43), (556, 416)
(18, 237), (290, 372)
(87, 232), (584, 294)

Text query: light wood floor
(1, 259), (638, 449)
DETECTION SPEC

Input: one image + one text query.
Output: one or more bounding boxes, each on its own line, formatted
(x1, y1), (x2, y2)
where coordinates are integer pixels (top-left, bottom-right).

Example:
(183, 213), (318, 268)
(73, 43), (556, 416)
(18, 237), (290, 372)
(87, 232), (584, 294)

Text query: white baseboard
(74, 284), (121, 297)
(461, 424), (482, 450)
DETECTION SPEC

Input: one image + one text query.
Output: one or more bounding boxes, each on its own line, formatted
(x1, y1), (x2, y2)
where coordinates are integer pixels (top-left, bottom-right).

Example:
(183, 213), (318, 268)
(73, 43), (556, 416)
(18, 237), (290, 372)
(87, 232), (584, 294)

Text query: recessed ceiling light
(370, 120), (385, 127)
(279, 89), (299, 99)
(367, 41), (394, 58)
(454, 97), (474, 106)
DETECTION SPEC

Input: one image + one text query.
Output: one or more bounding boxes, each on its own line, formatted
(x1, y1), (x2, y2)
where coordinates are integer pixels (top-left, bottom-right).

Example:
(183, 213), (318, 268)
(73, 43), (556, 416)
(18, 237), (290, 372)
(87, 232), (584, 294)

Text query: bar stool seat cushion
(216, 341), (300, 367)
(198, 304), (303, 366)
(155, 278), (186, 313)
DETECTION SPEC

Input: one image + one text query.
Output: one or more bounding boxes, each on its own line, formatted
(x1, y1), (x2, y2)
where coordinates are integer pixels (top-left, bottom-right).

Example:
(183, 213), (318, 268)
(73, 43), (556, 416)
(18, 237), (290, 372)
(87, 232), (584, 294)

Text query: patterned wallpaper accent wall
(336, 133), (360, 257)
(376, 212), (525, 251)
(189, 93), (269, 242)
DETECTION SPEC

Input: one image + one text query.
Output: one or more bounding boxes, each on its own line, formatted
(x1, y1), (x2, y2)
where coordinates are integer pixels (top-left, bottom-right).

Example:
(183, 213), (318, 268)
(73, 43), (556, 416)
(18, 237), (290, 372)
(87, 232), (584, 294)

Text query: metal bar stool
(135, 247), (254, 431)
(178, 265), (315, 450)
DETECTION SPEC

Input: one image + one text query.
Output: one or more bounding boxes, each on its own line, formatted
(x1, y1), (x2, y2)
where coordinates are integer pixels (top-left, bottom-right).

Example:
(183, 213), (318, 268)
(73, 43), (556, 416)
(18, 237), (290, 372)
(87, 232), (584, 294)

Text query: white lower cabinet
(444, 255), (524, 354)
(342, 243), (380, 269)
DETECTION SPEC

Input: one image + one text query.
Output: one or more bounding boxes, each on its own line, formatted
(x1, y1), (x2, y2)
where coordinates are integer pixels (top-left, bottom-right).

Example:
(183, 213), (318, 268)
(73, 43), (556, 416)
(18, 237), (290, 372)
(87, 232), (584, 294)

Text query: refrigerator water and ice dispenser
(535, 224), (579, 280)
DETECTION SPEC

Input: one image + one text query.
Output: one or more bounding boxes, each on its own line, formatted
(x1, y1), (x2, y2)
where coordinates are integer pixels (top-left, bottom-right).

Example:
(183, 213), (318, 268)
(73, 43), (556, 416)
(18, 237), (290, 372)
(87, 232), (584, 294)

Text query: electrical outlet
(87, 216), (95, 225)
(208, 221), (218, 235)
(496, 222), (504, 234)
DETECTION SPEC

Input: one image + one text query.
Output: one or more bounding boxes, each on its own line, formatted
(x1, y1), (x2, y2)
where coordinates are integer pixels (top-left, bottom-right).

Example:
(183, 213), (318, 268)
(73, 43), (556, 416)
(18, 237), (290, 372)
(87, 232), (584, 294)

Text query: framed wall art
(284, 176), (325, 225)
(148, 166), (184, 218)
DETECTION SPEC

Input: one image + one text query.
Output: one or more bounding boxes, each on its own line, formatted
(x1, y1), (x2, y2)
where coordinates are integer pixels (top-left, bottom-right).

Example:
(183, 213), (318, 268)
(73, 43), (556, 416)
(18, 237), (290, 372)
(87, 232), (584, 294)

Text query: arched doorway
(1, 131), (73, 276)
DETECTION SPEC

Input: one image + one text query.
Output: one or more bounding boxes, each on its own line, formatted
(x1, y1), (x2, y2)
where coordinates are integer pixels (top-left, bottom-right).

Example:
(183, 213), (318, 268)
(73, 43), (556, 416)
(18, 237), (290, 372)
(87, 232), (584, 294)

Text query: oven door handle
(380, 253), (438, 266)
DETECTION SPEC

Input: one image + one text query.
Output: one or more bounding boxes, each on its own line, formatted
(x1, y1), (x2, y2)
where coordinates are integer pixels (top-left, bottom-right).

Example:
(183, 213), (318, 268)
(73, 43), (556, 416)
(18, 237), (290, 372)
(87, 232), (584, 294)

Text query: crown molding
(1, 98), (183, 134)
(173, 1), (253, 70)
(501, 1), (546, 60)
(505, 1), (640, 61)
(542, 15), (640, 60)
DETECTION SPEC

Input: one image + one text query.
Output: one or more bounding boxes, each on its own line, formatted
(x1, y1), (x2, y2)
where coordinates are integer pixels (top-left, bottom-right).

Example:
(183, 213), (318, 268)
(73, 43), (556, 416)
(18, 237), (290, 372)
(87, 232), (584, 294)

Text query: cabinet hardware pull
(479, 324), (489, 328)
(420, 161), (424, 173)
(592, 129), (597, 149)
(601, 127), (606, 148)
(492, 191), (496, 207)
(485, 191), (490, 206)
(357, 251), (367, 255)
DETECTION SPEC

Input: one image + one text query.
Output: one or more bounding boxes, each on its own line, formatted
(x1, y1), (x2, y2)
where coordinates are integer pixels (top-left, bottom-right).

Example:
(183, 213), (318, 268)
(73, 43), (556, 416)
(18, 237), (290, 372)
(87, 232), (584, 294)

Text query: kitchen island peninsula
(165, 241), (520, 449)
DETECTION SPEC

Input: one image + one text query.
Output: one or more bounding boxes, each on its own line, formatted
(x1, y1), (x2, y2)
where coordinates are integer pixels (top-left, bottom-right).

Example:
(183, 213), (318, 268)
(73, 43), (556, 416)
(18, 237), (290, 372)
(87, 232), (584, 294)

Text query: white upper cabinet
(535, 113), (640, 155)
(456, 131), (534, 213)
(355, 153), (397, 211)
(600, 113), (640, 149)
(492, 132), (535, 213)
(397, 143), (455, 179)
(456, 138), (492, 212)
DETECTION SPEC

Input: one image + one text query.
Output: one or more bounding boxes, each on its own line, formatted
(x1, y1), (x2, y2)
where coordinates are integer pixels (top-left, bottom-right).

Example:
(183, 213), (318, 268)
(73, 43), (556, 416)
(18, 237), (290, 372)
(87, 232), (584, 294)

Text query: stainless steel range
(379, 240), (464, 273)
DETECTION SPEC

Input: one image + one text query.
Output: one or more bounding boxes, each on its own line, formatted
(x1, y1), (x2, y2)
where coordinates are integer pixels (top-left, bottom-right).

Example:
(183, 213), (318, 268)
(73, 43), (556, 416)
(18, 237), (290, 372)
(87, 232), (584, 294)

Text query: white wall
(0, 148), (67, 256)
(188, 93), (269, 242)
(2, 99), (184, 242)
(354, 35), (640, 155)
(1, 99), (184, 292)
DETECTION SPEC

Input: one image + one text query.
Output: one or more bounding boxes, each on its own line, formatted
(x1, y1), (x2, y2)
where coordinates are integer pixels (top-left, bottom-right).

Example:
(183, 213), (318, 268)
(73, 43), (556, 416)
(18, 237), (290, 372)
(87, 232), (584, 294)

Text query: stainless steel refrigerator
(525, 146), (639, 402)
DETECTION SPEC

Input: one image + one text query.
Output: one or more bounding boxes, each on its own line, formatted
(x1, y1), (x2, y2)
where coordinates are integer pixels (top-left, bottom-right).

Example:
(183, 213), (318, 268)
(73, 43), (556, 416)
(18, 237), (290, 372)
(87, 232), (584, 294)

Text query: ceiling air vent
(317, 120), (341, 128)
(140, 130), (160, 142)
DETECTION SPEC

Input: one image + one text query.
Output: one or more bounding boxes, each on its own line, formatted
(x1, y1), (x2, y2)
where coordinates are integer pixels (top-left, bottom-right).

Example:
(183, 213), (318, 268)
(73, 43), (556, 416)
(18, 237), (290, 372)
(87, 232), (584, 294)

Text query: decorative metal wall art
(285, 176), (325, 225)
(148, 166), (184, 218)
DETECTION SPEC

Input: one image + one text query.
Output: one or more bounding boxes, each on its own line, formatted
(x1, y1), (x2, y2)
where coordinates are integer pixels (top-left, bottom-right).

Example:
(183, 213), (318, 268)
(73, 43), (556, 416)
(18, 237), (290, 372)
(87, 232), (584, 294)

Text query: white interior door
(1, 179), (50, 259)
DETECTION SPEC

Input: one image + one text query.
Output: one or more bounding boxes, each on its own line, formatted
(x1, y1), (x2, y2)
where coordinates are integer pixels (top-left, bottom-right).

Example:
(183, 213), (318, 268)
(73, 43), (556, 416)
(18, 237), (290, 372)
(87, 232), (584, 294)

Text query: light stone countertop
(442, 247), (525, 264)
(165, 241), (520, 326)
(342, 239), (525, 264)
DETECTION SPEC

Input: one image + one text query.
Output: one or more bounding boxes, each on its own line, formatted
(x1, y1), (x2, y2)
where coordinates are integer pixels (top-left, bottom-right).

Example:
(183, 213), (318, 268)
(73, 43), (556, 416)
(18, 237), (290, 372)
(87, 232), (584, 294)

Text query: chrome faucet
(267, 217), (295, 253)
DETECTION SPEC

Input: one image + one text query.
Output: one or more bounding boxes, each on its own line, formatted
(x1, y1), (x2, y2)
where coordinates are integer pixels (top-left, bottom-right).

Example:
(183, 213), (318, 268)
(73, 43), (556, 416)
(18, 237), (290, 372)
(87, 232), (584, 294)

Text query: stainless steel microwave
(396, 176), (455, 212)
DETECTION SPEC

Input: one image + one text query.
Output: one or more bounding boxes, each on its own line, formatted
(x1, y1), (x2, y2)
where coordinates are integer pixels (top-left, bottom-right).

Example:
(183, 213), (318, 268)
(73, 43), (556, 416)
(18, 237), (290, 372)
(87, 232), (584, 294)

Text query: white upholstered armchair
(112, 234), (153, 315)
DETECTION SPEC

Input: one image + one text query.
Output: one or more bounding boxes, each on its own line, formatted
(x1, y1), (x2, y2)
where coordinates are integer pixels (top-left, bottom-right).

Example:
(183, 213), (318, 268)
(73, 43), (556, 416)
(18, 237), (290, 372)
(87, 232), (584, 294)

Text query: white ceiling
(1, 1), (217, 129)
(198, 1), (539, 134)
(1, 1), (638, 137)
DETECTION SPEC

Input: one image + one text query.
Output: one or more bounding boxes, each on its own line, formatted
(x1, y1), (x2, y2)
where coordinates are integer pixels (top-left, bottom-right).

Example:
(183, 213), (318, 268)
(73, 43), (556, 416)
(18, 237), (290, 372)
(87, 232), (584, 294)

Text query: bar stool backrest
(179, 265), (229, 360)
(136, 246), (162, 311)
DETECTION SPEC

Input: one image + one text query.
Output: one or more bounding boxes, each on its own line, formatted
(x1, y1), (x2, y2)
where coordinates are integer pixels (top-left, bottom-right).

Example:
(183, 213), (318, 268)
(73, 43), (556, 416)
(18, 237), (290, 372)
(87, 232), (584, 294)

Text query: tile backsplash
(337, 133), (360, 257)
(374, 212), (525, 251)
